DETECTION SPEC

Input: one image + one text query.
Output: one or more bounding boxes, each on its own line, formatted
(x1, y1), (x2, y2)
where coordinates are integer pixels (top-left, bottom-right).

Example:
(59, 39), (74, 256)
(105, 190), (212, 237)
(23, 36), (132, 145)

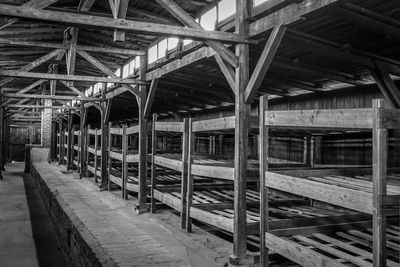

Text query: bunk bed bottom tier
(265, 168), (400, 214)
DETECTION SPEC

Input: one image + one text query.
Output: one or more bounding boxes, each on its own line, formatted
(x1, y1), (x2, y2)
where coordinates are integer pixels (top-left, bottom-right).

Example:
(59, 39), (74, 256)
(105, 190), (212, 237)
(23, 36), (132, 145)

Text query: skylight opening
(148, 45), (158, 64)
(200, 6), (217, 31)
(254, 0), (268, 7)
(218, 0), (235, 21)
(158, 39), (168, 59)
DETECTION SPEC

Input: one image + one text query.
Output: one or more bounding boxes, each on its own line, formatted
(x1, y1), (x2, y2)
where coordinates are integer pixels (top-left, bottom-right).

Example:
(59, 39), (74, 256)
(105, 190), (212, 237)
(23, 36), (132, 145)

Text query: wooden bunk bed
(150, 114), (308, 233)
(259, 97), (400, 266)
(86, 128), (102, 182)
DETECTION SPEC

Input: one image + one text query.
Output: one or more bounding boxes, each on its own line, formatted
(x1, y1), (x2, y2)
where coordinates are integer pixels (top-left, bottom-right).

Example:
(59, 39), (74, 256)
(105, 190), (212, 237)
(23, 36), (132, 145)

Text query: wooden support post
(107, 122), (112, 190)
(67, 111), (73, 170)
(59, 122), (64, 164)
(218, 134), (224, 155)
(70, 126), (75, 169)
(85, 124), (90, 177)
(94, 129), (98, 182)
(136, 53), (148, 213)
(79, 105), (86, 177)
(259, 95), (268, 267)
(180, 118), (189, 228)
(185, 118), (194, 232)
(372, 99), (387, 267)
(303, 136), (311, 166)
(151, 114), (157, 213)
(0, 107), (3, 180)
(122, 125), (128, 199)
(231, 0), (250, 263)
(100, 108), (109, 189)
(310, 136), (315, 168)
(77, 129), (81, 172)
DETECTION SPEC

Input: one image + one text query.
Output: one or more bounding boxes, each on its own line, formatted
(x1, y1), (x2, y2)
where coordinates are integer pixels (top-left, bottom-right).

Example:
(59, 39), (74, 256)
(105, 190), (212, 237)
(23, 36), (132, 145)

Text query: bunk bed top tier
(109, 125), (139, 135)
(264, 107), (400, 130)
(88, 129), (101, 135)
(192, 116), (258, 133)
(153, 116), (259, 134)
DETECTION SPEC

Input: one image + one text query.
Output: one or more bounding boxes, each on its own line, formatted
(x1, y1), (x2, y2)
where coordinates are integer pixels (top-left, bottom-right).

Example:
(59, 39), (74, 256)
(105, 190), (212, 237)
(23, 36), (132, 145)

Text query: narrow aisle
(0, 163), (66, 267)
(0, 163), (39, 267)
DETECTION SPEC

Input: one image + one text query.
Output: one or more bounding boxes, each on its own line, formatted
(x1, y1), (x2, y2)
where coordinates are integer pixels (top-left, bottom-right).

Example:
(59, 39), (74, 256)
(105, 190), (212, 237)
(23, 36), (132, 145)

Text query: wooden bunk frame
(259, 97), (400, 266)
(86, 127), (102, 183)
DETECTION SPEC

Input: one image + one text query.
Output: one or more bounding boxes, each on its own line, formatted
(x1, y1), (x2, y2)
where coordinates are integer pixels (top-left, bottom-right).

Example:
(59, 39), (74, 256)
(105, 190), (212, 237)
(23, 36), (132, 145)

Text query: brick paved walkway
(32, 159), (224, 267)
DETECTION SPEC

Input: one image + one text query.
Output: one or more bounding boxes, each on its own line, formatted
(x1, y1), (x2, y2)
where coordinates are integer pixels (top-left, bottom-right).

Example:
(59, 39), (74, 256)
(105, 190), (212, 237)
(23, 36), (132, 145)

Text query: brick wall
(41, 99), (52, 147)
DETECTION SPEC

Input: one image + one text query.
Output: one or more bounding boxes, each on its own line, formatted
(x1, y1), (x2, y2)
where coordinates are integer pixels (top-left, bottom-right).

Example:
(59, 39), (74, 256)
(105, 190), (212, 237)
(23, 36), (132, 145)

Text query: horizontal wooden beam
(2, 93), (100, 101)
(0, 70), (147, 85)
(0, 38), (145, 55)
(7, 104), (79, 109)
(0, 4), (251, 44)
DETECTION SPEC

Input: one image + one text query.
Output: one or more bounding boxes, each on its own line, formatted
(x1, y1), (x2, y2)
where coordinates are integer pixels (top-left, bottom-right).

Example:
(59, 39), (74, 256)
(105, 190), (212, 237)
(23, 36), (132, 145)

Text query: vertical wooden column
(59, 121), (65, 165)
(151, 114), (157, 213)
(259, 95), (268, 266)
(0, 107), (4, 179)
(122, 125), (128, 199)
(71, 127), (75, 168)
(232, 0), (250, 262)
(180, 118), (189, 229)
(107, 122), (112, 190)
(100, 109), (109, 189)
(185, 118), (194, 232)
(77, 129), (81, 171)
(50, 120), (57, 162)
(304, 136), (312, 166)
(218, 134), (224, 155)
(94, 129), (98, 182)
(136, 53), (148, 213)
(66, 112), (73, 170)
(372, 99), (387, 267)
(85, 124), (90, 177)
(58, 121), (62, 164)
(79, 105), (85, 177)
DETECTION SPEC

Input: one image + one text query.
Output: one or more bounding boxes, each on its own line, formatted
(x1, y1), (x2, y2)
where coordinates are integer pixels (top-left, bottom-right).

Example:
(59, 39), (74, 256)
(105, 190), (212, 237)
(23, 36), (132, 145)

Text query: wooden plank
(154, 155), (183, 171)
(265, 171), (373, 214)
(0, 38), (144, 55)
(76, 50), (139, 96)
(0, 49), (63, 87)
(0, 70), (147, 85)
(143, 78), (160, 119)
(136, 54), (148, 213)
(380, 108), (400, 129)
(185, 118), (194, 232)
(109, 127), (123, 135)
(214, 54), (235, 92)
(192, 116), (235, 132)
(2, 93), (99, 101)
(372, 99), (387, 267)
(180, 118), (189, 229)
(0, 4), (251, 44)
(151, 114), (157, 213)
(265, 108), (374, 129)
(245, 25), (286, 104)
(265, 233), (345, 267)
(259, 95), (268, 266)
(113, 0), (129, 41)
(7, 104), (79, 110)
(232, 0), (250, 260)
(126, 125), (139, 135)
(122, 125), (128, 199)
(155, 121), (183, 132)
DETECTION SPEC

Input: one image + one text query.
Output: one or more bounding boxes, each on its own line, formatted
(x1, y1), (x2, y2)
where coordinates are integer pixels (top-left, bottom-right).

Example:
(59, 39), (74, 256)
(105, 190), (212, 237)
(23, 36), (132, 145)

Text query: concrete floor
(0, 163), (66, 267)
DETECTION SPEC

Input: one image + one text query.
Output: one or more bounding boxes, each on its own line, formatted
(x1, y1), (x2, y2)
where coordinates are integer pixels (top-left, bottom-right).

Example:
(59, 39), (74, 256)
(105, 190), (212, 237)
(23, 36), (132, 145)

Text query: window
(122, 63), (129, 78)
(183, 39), (192, 46)
(218, 0), (235, 21)
(135, 58), (140, 69)
(168, 37), (179, 50)
(148, 45), (158, 63)
(114, 68), (121, 78)
(129, 59), (135, 74)
(254, 0), (268, 7)
(158, 39), (167, 59)
(200, 7), (217, 31)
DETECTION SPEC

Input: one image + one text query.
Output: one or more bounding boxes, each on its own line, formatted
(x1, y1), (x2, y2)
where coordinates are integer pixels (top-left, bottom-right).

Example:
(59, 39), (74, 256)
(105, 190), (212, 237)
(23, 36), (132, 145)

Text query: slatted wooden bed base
(265, 168), (400, 215)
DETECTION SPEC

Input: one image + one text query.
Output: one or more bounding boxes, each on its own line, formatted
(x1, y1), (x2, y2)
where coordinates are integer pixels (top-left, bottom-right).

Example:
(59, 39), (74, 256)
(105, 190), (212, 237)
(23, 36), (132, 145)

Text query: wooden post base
(135, 204), (149, 214)
(229, 253), (260, 267)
